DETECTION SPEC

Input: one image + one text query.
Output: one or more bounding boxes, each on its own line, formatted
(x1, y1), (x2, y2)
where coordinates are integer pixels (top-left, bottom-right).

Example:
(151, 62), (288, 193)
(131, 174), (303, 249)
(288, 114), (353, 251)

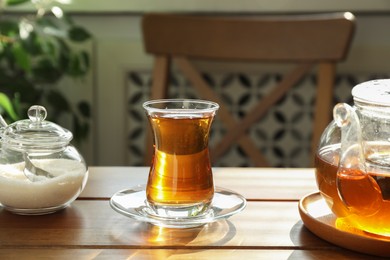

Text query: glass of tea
(143, 99), (219, 218)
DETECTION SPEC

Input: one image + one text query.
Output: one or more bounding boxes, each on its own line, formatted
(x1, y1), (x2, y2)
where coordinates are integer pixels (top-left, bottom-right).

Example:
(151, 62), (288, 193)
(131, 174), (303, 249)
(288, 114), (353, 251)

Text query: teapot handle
(334, 103), (381, 212)
(334, 103), (366, 174)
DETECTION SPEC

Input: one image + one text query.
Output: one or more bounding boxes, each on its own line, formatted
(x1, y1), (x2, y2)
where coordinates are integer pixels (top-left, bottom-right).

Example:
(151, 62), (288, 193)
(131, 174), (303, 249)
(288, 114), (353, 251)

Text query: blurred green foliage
(0, 0), (91, 143)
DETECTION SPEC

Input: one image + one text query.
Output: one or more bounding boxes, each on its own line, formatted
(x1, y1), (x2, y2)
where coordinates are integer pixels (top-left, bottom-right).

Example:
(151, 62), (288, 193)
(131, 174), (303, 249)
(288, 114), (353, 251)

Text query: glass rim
(142, 99), (219, 113)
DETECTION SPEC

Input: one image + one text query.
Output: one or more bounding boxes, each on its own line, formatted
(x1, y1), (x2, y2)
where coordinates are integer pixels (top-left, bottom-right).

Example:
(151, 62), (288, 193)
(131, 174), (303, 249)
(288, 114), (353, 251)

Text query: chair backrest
(142, 12), (355, 166)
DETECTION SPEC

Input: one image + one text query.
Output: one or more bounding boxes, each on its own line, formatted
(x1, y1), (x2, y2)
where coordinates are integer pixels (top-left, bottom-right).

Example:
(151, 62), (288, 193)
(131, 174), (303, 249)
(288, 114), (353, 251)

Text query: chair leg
(176, 57), (272, 166)
(311, 62), (335, 166)
(144, 56), (171, 166)
(212, 63), (313, 163)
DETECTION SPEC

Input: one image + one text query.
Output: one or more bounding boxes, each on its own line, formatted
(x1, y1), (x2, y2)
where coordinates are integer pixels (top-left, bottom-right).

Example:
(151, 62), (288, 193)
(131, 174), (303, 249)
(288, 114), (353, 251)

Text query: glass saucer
(110, 185), (246, 228)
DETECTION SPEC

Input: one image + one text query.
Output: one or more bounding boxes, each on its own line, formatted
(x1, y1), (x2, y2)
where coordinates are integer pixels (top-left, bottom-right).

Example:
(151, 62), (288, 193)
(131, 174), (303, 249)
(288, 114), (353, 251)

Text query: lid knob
(28, 105), (47, 124)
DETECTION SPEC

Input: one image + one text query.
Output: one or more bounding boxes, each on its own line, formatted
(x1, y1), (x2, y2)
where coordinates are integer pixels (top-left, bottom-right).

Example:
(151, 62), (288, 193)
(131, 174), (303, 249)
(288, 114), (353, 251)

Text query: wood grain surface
(0, 167), (376, 259)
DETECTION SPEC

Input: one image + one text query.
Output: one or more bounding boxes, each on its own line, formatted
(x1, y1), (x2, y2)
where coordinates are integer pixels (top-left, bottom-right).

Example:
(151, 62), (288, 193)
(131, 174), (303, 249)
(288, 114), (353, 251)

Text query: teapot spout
(334, 103), (366, 173)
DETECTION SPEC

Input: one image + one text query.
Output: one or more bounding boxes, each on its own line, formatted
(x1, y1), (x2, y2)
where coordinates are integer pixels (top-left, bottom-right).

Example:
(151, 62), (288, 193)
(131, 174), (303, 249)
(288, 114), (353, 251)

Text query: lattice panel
(126, 70), (380, 167)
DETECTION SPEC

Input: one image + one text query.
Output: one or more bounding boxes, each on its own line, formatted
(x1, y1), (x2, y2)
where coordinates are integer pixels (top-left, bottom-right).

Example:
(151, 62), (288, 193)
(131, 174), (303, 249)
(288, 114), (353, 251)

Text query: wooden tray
(299, 192), (390, 257)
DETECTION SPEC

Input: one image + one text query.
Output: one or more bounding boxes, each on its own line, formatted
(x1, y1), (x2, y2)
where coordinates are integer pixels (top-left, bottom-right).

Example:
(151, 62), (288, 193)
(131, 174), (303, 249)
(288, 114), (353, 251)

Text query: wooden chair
(141, 12), (355, 166)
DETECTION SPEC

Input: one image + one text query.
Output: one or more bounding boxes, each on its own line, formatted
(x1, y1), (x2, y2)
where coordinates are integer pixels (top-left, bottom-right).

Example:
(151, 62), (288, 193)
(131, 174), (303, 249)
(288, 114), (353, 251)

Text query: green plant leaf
(72, 115), (89, 143)
(32, 58), (62, 83)
(39, 38), (56, 57)
(78, 101), (90, 118)
(46, 90), (70, 113)
(0, 92), (19, 121)
(80, 50), (90, 69)
(68, 53), (81, 76)
(0, 3), (92, 143)
(0, 70), (43, 105)
(68, 26), (91, 42)
(61, 13), (75, 26)
(21, 31), (42, 56)
(56, 38), (71, 69)
(11, 42), (31, 72)
(5, 0), (30, 6)
(64, 50), (90, 78)
(37, 17), (60, 29)
(0, 21), (19, 35)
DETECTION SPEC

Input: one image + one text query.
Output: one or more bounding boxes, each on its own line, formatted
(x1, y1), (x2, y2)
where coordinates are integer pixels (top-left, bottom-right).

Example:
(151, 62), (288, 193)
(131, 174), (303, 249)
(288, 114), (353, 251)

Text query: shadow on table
(288, 220), (385, 259)
(110, 218), (236, 247)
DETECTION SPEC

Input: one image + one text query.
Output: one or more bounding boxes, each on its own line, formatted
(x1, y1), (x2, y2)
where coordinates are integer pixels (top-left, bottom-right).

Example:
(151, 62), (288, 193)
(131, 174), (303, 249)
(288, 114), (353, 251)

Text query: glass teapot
(0, 105), (88, 215)
(315, 79), (390, 237)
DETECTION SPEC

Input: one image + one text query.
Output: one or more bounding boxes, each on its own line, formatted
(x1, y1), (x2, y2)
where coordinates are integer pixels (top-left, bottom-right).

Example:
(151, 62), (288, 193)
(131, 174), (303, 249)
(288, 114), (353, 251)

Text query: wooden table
(0, 167), (373, 259)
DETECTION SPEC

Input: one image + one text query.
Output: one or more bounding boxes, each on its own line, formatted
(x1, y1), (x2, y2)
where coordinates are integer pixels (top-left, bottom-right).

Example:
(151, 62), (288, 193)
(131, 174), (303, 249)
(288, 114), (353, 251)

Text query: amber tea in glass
(143, 99), (219, 218)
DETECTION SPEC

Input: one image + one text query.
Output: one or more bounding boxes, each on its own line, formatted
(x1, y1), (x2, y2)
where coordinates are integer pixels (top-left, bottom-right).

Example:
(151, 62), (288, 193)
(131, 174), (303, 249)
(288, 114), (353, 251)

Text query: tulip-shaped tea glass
(143, 99), (219, 218)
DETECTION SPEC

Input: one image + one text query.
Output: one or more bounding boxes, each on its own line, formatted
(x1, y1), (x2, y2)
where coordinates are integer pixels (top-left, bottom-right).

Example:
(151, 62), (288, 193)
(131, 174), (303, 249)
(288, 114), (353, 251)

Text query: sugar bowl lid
(1, 105), (73, 151)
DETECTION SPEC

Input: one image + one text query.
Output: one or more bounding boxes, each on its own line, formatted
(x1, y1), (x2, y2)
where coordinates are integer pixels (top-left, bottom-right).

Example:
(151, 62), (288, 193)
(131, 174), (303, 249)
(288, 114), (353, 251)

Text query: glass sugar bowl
(0, 105), (88, 215)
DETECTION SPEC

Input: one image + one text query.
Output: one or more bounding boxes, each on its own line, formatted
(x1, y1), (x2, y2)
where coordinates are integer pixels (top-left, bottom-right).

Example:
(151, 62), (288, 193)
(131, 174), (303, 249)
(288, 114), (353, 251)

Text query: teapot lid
(1, 105), (73, 151)
(352, 79), (390, 106)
